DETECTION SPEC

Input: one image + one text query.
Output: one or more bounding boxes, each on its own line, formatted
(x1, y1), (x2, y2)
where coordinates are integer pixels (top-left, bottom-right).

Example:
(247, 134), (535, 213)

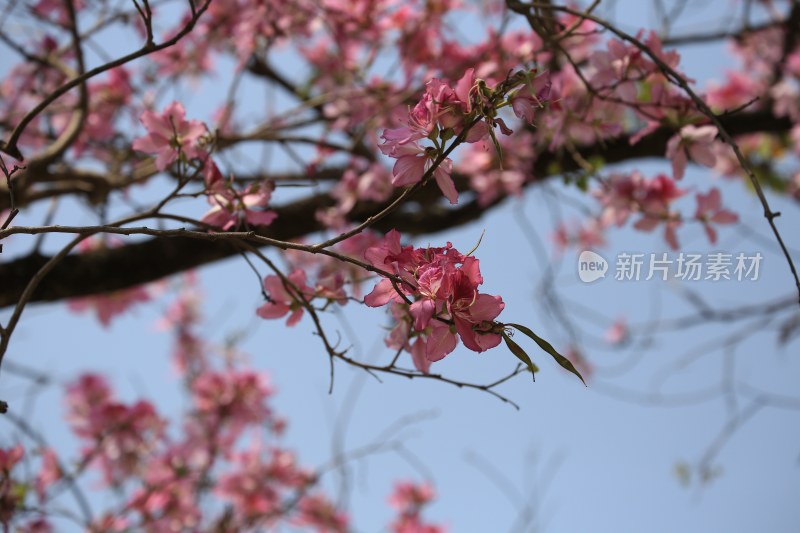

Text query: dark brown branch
(0, 108), (791, 308)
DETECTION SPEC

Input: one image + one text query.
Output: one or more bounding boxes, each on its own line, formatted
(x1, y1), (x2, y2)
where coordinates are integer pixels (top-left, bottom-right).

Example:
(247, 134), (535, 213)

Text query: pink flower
(666, 125), (718, 179)
(510, 71), (551, 123)
(389, 482), (435, 514)
(694, 187), (738, 244)
(132, 101), (207, 170)
(0, 445), (24, 472)
(364, 231), (505, 364)
(634, 214), (682, 250)
(65, 374), (165, 486)
(66, 376), (165, 486)
(202, 179), (278, 230)
(295, 494), (349, 533)
(192, 370), (272, 439)
(256, 269), (313, 326)
(216, 447), (311, 521)
(553, 219), (606, 251)
(388, 482), (443, 533)
(605, 318), (628, 345)
(35, 449), (61, 501)
(449, 287), (504, 355)
(705, 71), (762, 112)
(390, 143), (457, 204)
(596, 171), (685, 250)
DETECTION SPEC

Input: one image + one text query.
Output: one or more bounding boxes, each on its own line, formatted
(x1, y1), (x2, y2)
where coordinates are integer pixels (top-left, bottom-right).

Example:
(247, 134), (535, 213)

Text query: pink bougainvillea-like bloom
(379, 68), (542, 205)
(132, 101), (207, 170)
(191, 369), (273, 441)
(256, 269), (314, 326)
(388, 482), (444, 533)
(665, 125), (719, 179)
(510, 71), (552, 124)
(65, 374), (165, 486)
(364, 230), (505, 366)
(389, 142), (457, 204)
(216, 447), (311, 521)
(294, 494), (349, 533)
(596, 171), (686, 249)
(202, 178), (278, 230)
(389, 481), (435, 513)
(694, 187), (739, 244)
(35, 449), (61, 502)
(604, 317), (629, 345)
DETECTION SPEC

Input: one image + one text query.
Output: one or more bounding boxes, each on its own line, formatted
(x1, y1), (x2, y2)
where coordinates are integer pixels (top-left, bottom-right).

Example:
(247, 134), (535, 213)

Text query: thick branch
(0, 108), (791, 308)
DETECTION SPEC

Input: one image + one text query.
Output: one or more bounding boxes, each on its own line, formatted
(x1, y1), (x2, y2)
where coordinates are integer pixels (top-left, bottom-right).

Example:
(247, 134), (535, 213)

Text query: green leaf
(507, 323), (586, 386)
(502, 333), (538, 380)
(488, 126), (504, 167)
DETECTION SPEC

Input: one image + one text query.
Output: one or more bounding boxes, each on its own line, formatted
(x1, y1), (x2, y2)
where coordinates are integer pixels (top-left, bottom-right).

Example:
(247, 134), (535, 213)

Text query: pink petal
(364, 279), (399, 307)
(468, 294), (504, 322)
(245, 210), (278, 227)
(689, 144), (717, 168)
(409, 299), (435, 331)
(392, 154), (426, 186)
(703, 222), (718, 245)
(256, 302), (289, 319)
(711, 210), (738, 224)
(410, 338), (431, 373)
(425, 325), (457, 362)
(286, 308), (304, 327)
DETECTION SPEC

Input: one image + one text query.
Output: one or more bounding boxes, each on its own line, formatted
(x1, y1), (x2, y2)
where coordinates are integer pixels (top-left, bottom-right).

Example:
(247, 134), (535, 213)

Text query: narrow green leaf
(507, 323), (586, 386)
(502, 333), (538, 380)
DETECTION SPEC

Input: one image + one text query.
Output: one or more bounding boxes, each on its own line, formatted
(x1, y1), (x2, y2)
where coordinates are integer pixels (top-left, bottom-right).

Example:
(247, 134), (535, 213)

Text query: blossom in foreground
(364, 230), (505, 367)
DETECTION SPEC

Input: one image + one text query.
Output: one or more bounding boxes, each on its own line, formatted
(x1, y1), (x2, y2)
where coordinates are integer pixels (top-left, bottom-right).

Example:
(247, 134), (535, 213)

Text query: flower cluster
(201, 162), (278, 230)
(132, 101), (208, 171)
(131, 105), (280, 233)
(596, 171), (686, 249)
(364, 230), (505, 371)
(65, 374), (166, 487)
(388, 481), (444, 533)
(379, 68), (548, 205)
